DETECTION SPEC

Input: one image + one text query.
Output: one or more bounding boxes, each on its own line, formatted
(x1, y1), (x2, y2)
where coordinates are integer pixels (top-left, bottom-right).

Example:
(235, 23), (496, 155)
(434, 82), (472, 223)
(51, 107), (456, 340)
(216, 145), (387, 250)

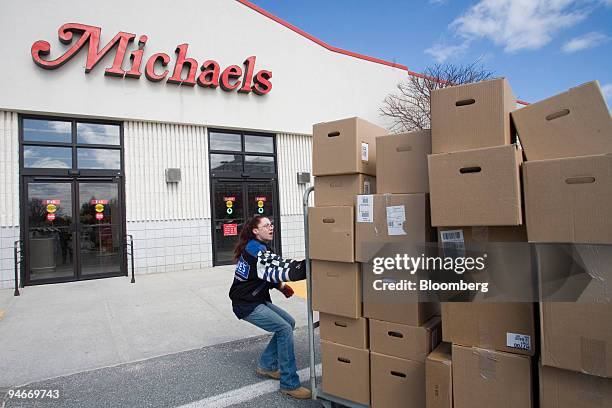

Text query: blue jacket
(229, 239), (305, 319)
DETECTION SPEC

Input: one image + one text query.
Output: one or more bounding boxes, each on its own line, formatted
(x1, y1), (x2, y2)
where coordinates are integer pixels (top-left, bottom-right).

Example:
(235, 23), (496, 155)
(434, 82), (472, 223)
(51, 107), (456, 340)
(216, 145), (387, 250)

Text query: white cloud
(424, 42), (470, 62)
(429, 0), (447, 4)
(562, 32), (610, 52)
(450, 0), (593, 53)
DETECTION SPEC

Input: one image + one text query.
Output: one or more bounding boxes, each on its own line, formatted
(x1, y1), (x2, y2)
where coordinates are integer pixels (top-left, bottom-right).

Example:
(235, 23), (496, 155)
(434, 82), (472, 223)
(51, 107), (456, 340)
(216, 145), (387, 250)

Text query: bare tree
(380, 60), (495, 133)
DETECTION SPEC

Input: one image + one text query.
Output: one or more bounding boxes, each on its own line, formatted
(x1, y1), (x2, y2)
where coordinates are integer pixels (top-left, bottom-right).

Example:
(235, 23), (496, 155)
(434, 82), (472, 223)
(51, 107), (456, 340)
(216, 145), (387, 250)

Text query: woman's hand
(279, 283), (294, 298)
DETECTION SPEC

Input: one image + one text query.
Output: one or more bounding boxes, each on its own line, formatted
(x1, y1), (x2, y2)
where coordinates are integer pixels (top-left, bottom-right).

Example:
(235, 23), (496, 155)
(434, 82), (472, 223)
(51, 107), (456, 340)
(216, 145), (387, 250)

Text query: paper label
(356, 195), (373, 223)
(386, 205), (406, 236)
(363, 180), (371, 195)
(361, 142), (369, 162)
(506, 332), (532, 351)
(440, 229), (466, 258)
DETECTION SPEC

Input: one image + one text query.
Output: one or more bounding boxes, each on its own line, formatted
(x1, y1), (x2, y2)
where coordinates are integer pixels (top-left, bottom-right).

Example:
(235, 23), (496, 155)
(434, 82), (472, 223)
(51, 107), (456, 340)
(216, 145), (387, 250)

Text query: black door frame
(210, 178), (281, 266)
(18, 114), (128, 286)
(208, 128), (281, 266)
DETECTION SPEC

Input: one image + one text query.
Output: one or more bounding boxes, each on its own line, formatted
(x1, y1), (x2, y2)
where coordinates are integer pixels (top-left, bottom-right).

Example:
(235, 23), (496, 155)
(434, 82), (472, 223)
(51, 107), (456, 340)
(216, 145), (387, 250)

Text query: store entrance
(211, 180), (279, 265)
(208, 129), (280, 266)
(23, 178), (125, 284)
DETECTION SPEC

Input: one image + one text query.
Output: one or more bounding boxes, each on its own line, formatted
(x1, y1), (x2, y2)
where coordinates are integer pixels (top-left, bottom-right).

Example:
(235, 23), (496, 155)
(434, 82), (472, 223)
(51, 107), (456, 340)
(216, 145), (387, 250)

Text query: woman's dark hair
(233, 215), (267, 263)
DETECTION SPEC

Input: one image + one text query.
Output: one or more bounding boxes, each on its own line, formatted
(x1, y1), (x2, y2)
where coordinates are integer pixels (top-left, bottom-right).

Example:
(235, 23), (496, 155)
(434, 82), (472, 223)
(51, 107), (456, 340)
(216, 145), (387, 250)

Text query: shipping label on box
(356, 194), (373, 223)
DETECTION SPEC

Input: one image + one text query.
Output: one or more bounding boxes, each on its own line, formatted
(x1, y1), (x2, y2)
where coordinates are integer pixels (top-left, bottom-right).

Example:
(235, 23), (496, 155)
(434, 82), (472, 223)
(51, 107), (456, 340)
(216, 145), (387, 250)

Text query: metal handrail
(302, 186), (317, 399)
(13, 240), (23, 296)
(125, 234), (135, 283)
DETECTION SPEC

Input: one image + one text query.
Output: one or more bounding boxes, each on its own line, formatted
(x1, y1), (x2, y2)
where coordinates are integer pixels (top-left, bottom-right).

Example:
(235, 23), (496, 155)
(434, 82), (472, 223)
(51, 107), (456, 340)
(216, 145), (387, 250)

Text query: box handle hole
(396, 145), (413, 152)
(337, 357), (351, 364)
(459, 166), (482, 174)
(322, 218), (335, 223)
(546, 109), (570, 121)
(565, 176), (595, 184)
(388, 331), (404, 338)
(334, 321), (348, 328)
(328, 131), (341, 137)
(391, 371), (407, 378)
(456, 99), (475, 106)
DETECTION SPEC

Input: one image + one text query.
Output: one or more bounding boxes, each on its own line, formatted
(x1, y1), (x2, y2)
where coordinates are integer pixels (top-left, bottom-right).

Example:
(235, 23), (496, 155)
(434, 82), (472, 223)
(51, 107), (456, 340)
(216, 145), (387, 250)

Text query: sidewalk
(0, 267), (311, 388)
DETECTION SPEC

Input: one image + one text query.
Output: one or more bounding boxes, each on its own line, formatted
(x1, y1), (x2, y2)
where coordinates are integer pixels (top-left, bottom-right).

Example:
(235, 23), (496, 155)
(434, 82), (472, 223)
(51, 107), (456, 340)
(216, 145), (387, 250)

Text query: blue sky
(250, 0), (612, 104)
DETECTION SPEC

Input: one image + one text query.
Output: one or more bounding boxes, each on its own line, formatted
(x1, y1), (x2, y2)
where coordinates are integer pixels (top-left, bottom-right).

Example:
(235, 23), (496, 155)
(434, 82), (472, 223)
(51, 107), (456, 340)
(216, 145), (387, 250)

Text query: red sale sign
(223, 223), (238, 236)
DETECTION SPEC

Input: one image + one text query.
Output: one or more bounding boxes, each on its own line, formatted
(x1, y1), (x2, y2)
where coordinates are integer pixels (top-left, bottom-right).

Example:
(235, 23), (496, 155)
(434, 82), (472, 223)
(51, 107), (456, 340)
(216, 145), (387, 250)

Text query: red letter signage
(31, 23), (272, 96)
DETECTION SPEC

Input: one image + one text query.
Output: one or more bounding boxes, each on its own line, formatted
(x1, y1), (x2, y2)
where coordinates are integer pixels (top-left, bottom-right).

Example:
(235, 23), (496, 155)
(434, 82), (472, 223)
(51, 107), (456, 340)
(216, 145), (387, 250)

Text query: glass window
(24, 146), (72, 168)
(77, 148), (121, 169)
(244, 135), (274, 153)
(209, 132), (241, 151)
(77, 123), (120, 145)
(210, 154), (243, 174)
(23, 119), (71, 143)
(244, 156), (275, 174)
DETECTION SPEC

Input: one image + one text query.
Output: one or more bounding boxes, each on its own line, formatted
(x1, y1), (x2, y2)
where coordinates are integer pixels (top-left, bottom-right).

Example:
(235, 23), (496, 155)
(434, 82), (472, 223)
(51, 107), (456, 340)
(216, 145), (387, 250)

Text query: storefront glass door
(211, 180), (279, 265)
(24, 178), (124, 284)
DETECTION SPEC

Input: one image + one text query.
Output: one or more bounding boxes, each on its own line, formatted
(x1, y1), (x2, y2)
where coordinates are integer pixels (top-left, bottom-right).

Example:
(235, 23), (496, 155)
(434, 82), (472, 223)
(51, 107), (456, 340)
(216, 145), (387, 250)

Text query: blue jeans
(243, 302), (300, 390)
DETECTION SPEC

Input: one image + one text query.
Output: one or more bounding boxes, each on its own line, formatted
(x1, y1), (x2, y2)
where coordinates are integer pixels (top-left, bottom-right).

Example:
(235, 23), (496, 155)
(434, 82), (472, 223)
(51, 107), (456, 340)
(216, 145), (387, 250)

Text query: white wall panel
(0, 110), (20, 288)
(277, 133), (312, 217)
(124, 121), (210, 222)
(0, 111), (19, 227)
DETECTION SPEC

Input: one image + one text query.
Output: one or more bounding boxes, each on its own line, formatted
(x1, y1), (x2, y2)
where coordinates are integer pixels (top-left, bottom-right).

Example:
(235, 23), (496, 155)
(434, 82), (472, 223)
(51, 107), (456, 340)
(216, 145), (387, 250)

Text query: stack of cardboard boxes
(364, 130), (441, 408)
(428, 78), (536, 408)
(310, 117), (384, 406)
(513, 81), (612, 407)
(308, 79), (611, 407)
(310, 118), (442, 407)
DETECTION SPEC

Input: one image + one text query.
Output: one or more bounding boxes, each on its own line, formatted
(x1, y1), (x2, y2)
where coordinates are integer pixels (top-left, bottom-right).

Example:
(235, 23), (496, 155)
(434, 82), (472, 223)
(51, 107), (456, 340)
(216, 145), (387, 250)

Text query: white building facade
(0, 0), (410, 288)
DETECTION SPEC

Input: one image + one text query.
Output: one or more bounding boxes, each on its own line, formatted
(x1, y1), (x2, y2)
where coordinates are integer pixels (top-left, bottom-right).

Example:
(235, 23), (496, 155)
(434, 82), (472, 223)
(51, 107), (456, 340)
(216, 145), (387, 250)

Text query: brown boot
(281, 386), (312, 399)
(255, 367), (280, 380)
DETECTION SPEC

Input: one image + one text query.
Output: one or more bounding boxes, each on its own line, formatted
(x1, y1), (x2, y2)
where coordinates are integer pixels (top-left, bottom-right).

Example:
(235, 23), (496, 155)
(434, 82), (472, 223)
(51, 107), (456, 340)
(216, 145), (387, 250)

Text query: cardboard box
(452, 345), (532, 408)
(370, 316), (441, 362)
(321, 340), (370, 405)
(431, 78), (516, 154)
(426, 342), (453, 408)
(540, 365), (612, 408)
(428, 145), (523, 227)
(355, 193), (434, 262)
(537, 243), (612, 303)
(313, 117), (386, 176)
(362, 262), (440, 326)
(442, 302), (536, 356)
(308, 206), (354, 262)
(541, 302), (612, 378)
(319, 313), (368, 349)
(371, 352), (426, 408)
(523, 154), (612, 244)
(511, 81), (612, 161)
(437, 226), (534, 302)
(312, 261), (361, 318)
(314, 174), (375, 207)
(377, 130), (431, 194)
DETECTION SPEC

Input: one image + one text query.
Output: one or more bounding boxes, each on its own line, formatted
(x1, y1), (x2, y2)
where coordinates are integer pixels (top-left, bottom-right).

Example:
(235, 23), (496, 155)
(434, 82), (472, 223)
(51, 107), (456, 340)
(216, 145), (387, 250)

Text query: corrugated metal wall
(124, 121), (210, 221)
(0, 111), (19, 227)
(277, 132), (313, 216)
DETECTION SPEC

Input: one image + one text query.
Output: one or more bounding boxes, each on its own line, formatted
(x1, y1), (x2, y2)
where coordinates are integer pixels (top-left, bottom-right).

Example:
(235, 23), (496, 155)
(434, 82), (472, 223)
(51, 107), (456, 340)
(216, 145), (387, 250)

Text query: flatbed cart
(303, 186), (370, 408)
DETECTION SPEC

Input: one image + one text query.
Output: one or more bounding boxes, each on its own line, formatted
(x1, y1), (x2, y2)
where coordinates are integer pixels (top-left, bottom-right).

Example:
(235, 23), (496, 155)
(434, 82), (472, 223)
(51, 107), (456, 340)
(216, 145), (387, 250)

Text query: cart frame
(303, 186), (370, 408)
